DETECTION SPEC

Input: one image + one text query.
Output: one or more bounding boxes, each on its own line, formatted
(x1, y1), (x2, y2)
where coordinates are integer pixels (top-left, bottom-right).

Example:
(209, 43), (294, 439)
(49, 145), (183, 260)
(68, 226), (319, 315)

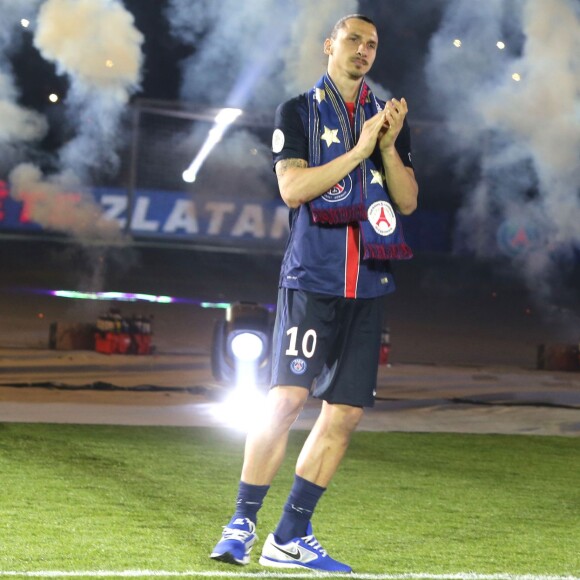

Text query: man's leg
(259, 401), (362, 573)
(296, 401), (363, 486)
(259, 292), (380, 572)
(274, 401), (363, 541)
(210, 386), (308, 565)
(241, 386), (309, 485)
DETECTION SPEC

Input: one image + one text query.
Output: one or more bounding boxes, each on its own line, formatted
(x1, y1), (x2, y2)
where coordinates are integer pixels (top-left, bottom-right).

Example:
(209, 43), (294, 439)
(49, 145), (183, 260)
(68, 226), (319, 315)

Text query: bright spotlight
(21, 18), (30, 28)
(496, 41), (506, 50)
(182, 169), (196, 183)
(48, 93), (59, 103)
(182, 107), (243, 183)
(215, 107), (243, 126)
(512, 73), (522, 82)
(211, 302), (272, 386)
(453, 39), (462, 48)
(231, 332), (264, 362)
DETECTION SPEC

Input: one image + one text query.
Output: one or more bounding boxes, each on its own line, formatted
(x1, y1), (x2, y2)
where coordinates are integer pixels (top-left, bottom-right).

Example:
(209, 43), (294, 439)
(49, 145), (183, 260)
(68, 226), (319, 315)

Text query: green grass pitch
(0, 423), (578, 578)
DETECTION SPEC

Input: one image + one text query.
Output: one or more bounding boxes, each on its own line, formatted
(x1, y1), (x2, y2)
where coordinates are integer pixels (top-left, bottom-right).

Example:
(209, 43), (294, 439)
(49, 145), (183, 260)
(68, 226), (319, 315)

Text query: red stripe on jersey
(344, 102), (359, 298)
(345, 223), (360, 298)
(345, 102), (355, 122)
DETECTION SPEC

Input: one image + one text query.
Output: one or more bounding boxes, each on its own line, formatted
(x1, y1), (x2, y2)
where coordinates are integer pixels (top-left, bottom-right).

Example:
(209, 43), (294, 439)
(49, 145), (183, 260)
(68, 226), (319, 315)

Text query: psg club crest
(322, 174), (352, 203)
(496, 218), (540, 257)
(290, 358), (307, 375)
(368, 201), (396, 236)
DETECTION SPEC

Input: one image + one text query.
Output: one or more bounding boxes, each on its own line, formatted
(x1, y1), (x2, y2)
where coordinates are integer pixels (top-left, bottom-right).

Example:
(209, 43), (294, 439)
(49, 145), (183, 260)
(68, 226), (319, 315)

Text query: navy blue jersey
(272, 93), (414, 299)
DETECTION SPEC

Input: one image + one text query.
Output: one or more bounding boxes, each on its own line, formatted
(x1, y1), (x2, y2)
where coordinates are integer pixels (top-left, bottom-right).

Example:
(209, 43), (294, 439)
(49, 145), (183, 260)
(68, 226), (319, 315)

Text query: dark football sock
(274, 474), (326, 543)
(230, 480), (270, 525)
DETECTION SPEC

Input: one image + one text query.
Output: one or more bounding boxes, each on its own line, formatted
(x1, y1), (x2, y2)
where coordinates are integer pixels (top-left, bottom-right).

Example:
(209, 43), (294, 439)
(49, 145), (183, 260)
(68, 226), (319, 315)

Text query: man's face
(325, 18), (379, 80)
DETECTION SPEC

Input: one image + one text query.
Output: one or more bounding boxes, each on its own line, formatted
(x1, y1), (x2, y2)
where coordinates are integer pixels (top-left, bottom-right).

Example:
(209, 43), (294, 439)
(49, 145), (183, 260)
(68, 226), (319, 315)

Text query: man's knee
(322, 402), (364, 435)
(264, 386), (309, 428)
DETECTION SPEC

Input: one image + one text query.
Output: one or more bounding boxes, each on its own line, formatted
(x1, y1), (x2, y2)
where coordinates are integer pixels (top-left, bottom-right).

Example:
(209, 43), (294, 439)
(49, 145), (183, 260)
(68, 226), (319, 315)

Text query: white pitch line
(0, 572), (579, 580)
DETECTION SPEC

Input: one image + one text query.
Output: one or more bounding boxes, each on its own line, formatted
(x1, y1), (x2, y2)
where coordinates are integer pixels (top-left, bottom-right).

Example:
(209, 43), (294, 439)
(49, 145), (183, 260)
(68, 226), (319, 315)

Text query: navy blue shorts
(270, 288), (384, 408)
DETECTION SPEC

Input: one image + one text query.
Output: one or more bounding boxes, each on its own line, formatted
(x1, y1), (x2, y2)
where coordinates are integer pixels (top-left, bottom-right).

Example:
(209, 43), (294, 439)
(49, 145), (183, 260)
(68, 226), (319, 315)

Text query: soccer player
(211, 13), (418, 573)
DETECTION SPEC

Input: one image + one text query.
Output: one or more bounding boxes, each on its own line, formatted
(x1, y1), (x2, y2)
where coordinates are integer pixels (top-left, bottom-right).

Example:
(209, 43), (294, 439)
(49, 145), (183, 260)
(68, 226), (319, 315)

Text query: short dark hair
(330, 14), (377, 39)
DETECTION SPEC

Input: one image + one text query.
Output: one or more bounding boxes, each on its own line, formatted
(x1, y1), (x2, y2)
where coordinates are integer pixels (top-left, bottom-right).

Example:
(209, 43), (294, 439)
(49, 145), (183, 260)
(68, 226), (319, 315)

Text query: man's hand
(353, 110), (390, 161)
(378, 98), (408, 151)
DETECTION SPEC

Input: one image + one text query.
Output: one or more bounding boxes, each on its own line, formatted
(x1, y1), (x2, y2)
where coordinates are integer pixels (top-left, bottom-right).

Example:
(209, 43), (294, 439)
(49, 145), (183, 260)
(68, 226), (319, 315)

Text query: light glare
(210, 384), (267, 432)
(48, 93), (59, 103)
(453, 39), (462, 48)
(496, 41), (506, 50)
(215, 107), (243, 125)
(200, 301), (231, 309)
(231, 332), (264, 362)
(21, 18), (30, 28)
(182, 170), (196, 183)
(512, 73), (521, 82)
(52, 290), (174, 303)
(182, 108), (243, 183)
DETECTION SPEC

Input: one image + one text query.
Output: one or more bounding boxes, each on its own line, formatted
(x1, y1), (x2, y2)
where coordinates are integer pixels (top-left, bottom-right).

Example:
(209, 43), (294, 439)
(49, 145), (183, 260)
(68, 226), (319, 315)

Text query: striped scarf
(307, 73), (412, 261)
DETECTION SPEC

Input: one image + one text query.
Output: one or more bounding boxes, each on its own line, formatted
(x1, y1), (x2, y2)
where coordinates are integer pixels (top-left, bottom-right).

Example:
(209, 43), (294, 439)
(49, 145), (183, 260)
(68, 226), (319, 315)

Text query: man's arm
(276, 110), (389, 209)
(276, 152), (359, 209)
(379, 98), (418, 215)
(382, 150), (418, 215)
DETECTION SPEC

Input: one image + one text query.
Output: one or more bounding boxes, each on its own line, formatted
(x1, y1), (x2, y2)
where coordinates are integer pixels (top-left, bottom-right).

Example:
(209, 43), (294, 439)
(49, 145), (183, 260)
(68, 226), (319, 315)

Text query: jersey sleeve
(272, 96), (308, 170)
(395, 118), (414, 169)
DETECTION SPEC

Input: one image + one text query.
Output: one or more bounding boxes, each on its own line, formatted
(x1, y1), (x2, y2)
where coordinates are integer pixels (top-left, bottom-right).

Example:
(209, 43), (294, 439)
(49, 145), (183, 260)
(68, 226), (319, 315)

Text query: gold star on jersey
(321, 126), (341, 148)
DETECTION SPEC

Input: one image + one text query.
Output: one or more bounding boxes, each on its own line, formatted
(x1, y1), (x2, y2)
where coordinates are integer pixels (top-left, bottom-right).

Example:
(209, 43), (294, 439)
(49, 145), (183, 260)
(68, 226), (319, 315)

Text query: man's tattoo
(276, 158), (307, 177)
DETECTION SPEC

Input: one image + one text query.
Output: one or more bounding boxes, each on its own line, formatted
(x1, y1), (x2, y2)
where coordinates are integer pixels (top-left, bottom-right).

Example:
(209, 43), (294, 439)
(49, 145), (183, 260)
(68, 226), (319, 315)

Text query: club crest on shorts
(368, 201), (396, 236)
(322, 174), (352, 203)
(290, 358), (307, 375)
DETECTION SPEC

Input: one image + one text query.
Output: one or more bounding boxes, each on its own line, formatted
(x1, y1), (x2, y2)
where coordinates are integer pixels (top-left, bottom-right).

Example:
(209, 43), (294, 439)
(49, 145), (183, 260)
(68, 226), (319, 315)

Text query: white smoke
(34, 0), (143, 99)
(282, 0), (358, 96)
(33, 0), (144, 176)
(185, 127), (277, 200)
(165, 0), (368, 107)
(0, 0), (47, 169)
(164, 1), (384, 202)
(5, 0), (144, 241)
(0, 75), (47, 143)
(481, 0), (580, 227)
(9, 162), (120, 238)
(425, 0), (580, 310)
(165, 0), (287, 108)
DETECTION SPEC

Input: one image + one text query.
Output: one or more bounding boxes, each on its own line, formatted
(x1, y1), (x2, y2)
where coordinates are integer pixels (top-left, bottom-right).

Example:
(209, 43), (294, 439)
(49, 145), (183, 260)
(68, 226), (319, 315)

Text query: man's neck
(327, 71), (363, 103)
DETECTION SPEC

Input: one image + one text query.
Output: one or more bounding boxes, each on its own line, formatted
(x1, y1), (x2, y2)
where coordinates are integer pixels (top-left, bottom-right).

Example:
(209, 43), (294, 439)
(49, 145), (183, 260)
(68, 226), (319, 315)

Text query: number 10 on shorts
(285, 327), (317, 358)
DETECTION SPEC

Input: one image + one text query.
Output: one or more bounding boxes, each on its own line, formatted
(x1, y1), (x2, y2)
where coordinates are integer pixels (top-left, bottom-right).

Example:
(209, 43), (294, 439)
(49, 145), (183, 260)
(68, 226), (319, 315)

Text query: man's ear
(324, 39), (332, 55)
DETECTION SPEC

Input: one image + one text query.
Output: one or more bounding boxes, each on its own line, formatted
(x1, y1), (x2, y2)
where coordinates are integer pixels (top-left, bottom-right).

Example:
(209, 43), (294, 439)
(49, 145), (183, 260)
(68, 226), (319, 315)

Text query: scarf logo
(368, 201), (396, 237)
(322, 174), (352, 203)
